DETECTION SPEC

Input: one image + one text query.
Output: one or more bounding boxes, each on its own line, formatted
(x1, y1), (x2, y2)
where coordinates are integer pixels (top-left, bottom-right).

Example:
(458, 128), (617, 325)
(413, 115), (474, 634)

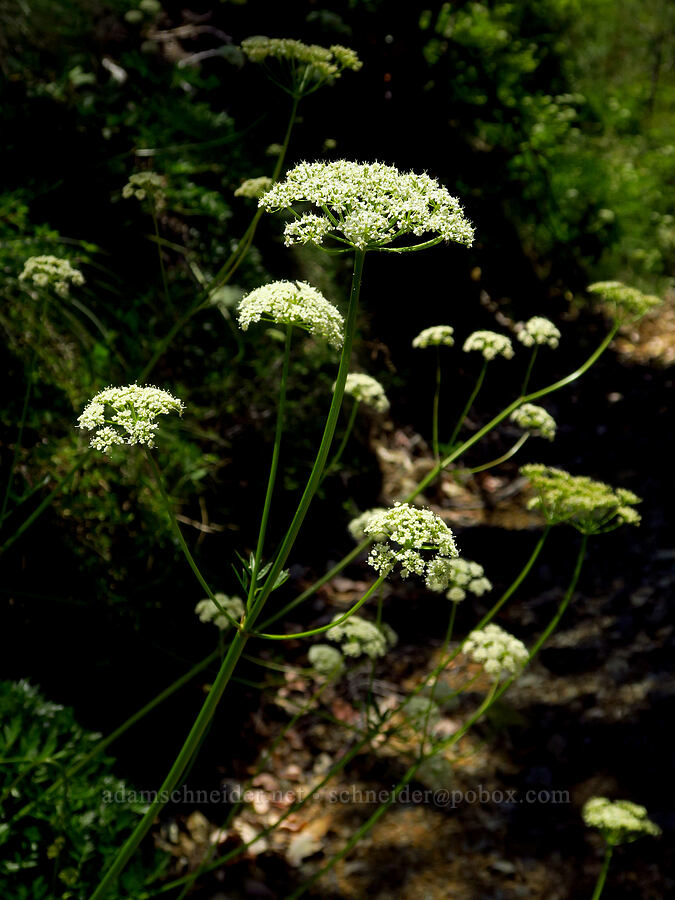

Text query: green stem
(464, 433), (529, 475)
(447, 358), (488, 448)
(420, 601), (456, 754)
(324, 399), (359, 478)
(432, 347), (441, 460)
(246, 325), (293, 610)
(145, 450), (240, 630)
(9, 649), (220, 823)
(590, 844), (614, 900)
(521, 344), (538, 395)
(152, 209), (173, 313)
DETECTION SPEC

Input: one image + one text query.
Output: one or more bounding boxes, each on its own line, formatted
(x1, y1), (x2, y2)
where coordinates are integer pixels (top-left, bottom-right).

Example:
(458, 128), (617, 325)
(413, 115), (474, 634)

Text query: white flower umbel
(430, 558), (492, 601)
(78, 384), (184, 453)
(122, 171), (166, 206)
(516, 316), (561, 349)
(259, 160), (475, 251)
(520, 464), (641, 533)
(347, 507), (388, 542)
(463, 331), (514, 361)
(582, 797), (661, 845)
(234, 176), (273, 199)
(326, 614), (388, 660)
(237, 280), (343, 349)
(195, 594), (244, 631)
(339, 373), (390, 413)
(19, 256), (85, 298)
(510, 403), (557, 441)
(587, 281), (662, 321)
(412, 325), (455, 348)
(463, 623), (529, 681)
(365, 502), (459, 591)
(308, 644), (345, 677)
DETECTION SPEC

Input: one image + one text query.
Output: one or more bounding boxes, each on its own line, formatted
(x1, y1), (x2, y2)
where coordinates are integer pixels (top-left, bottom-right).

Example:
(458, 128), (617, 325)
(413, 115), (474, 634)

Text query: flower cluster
(437, 558), (493, 602)
(259, 160), (475, 251)
(587, 281), (662, 321)
(340, 373), (390, 413)
(234, 176), (273, 199)
(241, 37), (362, 93)
(19, 256), (85, 298)
(463, 331), (514, 361)
(582, 797), (661, 845)
(365, 502), (460, 591)
(463, 624), (529, 680)
(77, 384), (184, 453)
(516, 316), (561, 349)
(347, 507), (387, 542)
(412, 325), (455, 349)
(308, 644), (345, 677)
(122, 171), (166, 206)
(520, 464), (641, 533)
(195, 594), (244, 630)
(237, 280), (344, 348)
(510, 404), (557, 441)
(326, 614), (390, 660)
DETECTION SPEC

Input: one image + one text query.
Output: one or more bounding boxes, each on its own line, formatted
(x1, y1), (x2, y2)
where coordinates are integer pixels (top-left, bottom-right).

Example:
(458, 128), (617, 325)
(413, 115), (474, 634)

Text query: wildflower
(259, 160), (474, 251)
(195, 594), (244, 630)
(234, 176), (273, 199)
(19, 256), (85, 298)
(510, 404), (557, 441)
(237, 280), (344, 349)
(516, 316), (561, 349)
(339, 373), (390, 413)
(365, 502), (459, 591)
(582, 797), (661, 845)
(427, 558), (492, 600)
(347, 508), (388, 542)
(463, 331), (514, 360)
(587, 281), (662, 321)
(122, 171), (166, 206)
(77, 384), (184, 453)
(520, 464), (641, 533)
(308, 644), (345, 677)
(412, 325), (455, 349)
(326, 614), (388, 660)
(463, 623), (529, 680)
(241, 37), (361, 94)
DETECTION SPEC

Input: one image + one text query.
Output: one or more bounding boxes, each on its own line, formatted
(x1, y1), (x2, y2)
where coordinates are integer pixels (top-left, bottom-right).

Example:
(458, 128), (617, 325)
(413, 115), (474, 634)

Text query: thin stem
(432, 347), (441, 461)
(420, 601), (456, 754)
(145, 450), (240, 630)
(590, 844), (614, 900)
(447, 358), (488, 448)
(251, 574), (386, 641)
(151, 209), (173, 313)
(464, 433), (529, 475)
(521, 344), (538, 394)
(246, 325), (293, 610)
(324, 398), (359, 478)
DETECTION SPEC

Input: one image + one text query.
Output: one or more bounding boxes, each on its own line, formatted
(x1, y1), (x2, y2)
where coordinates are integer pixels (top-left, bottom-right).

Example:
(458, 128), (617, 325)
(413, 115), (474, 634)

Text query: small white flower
(587, 281), (661, 321)
(582, 797), (661, 845)
(510, 404), (557, 441)
(308, 644), (345, 677)
(516, 316), (561, 349)
(463, 331), (514, 361)
(463, 624), (529, 681)
(347, 508), (388, 542)
(237, 280), (344, 349)
(260, 160), (474, 251)
(436, 558), (493, 601)
(326, 615), (389, 660)
(234, 176), (273, 199)
(339, 373), (390, 413)
(195, 594), (244, 630)
(412, 325), (455, 348)
(365, 502), (459, 591)
(78, 384), (184, 454)
(122, 171), (166, 206)
(19, 256), (85, 298)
